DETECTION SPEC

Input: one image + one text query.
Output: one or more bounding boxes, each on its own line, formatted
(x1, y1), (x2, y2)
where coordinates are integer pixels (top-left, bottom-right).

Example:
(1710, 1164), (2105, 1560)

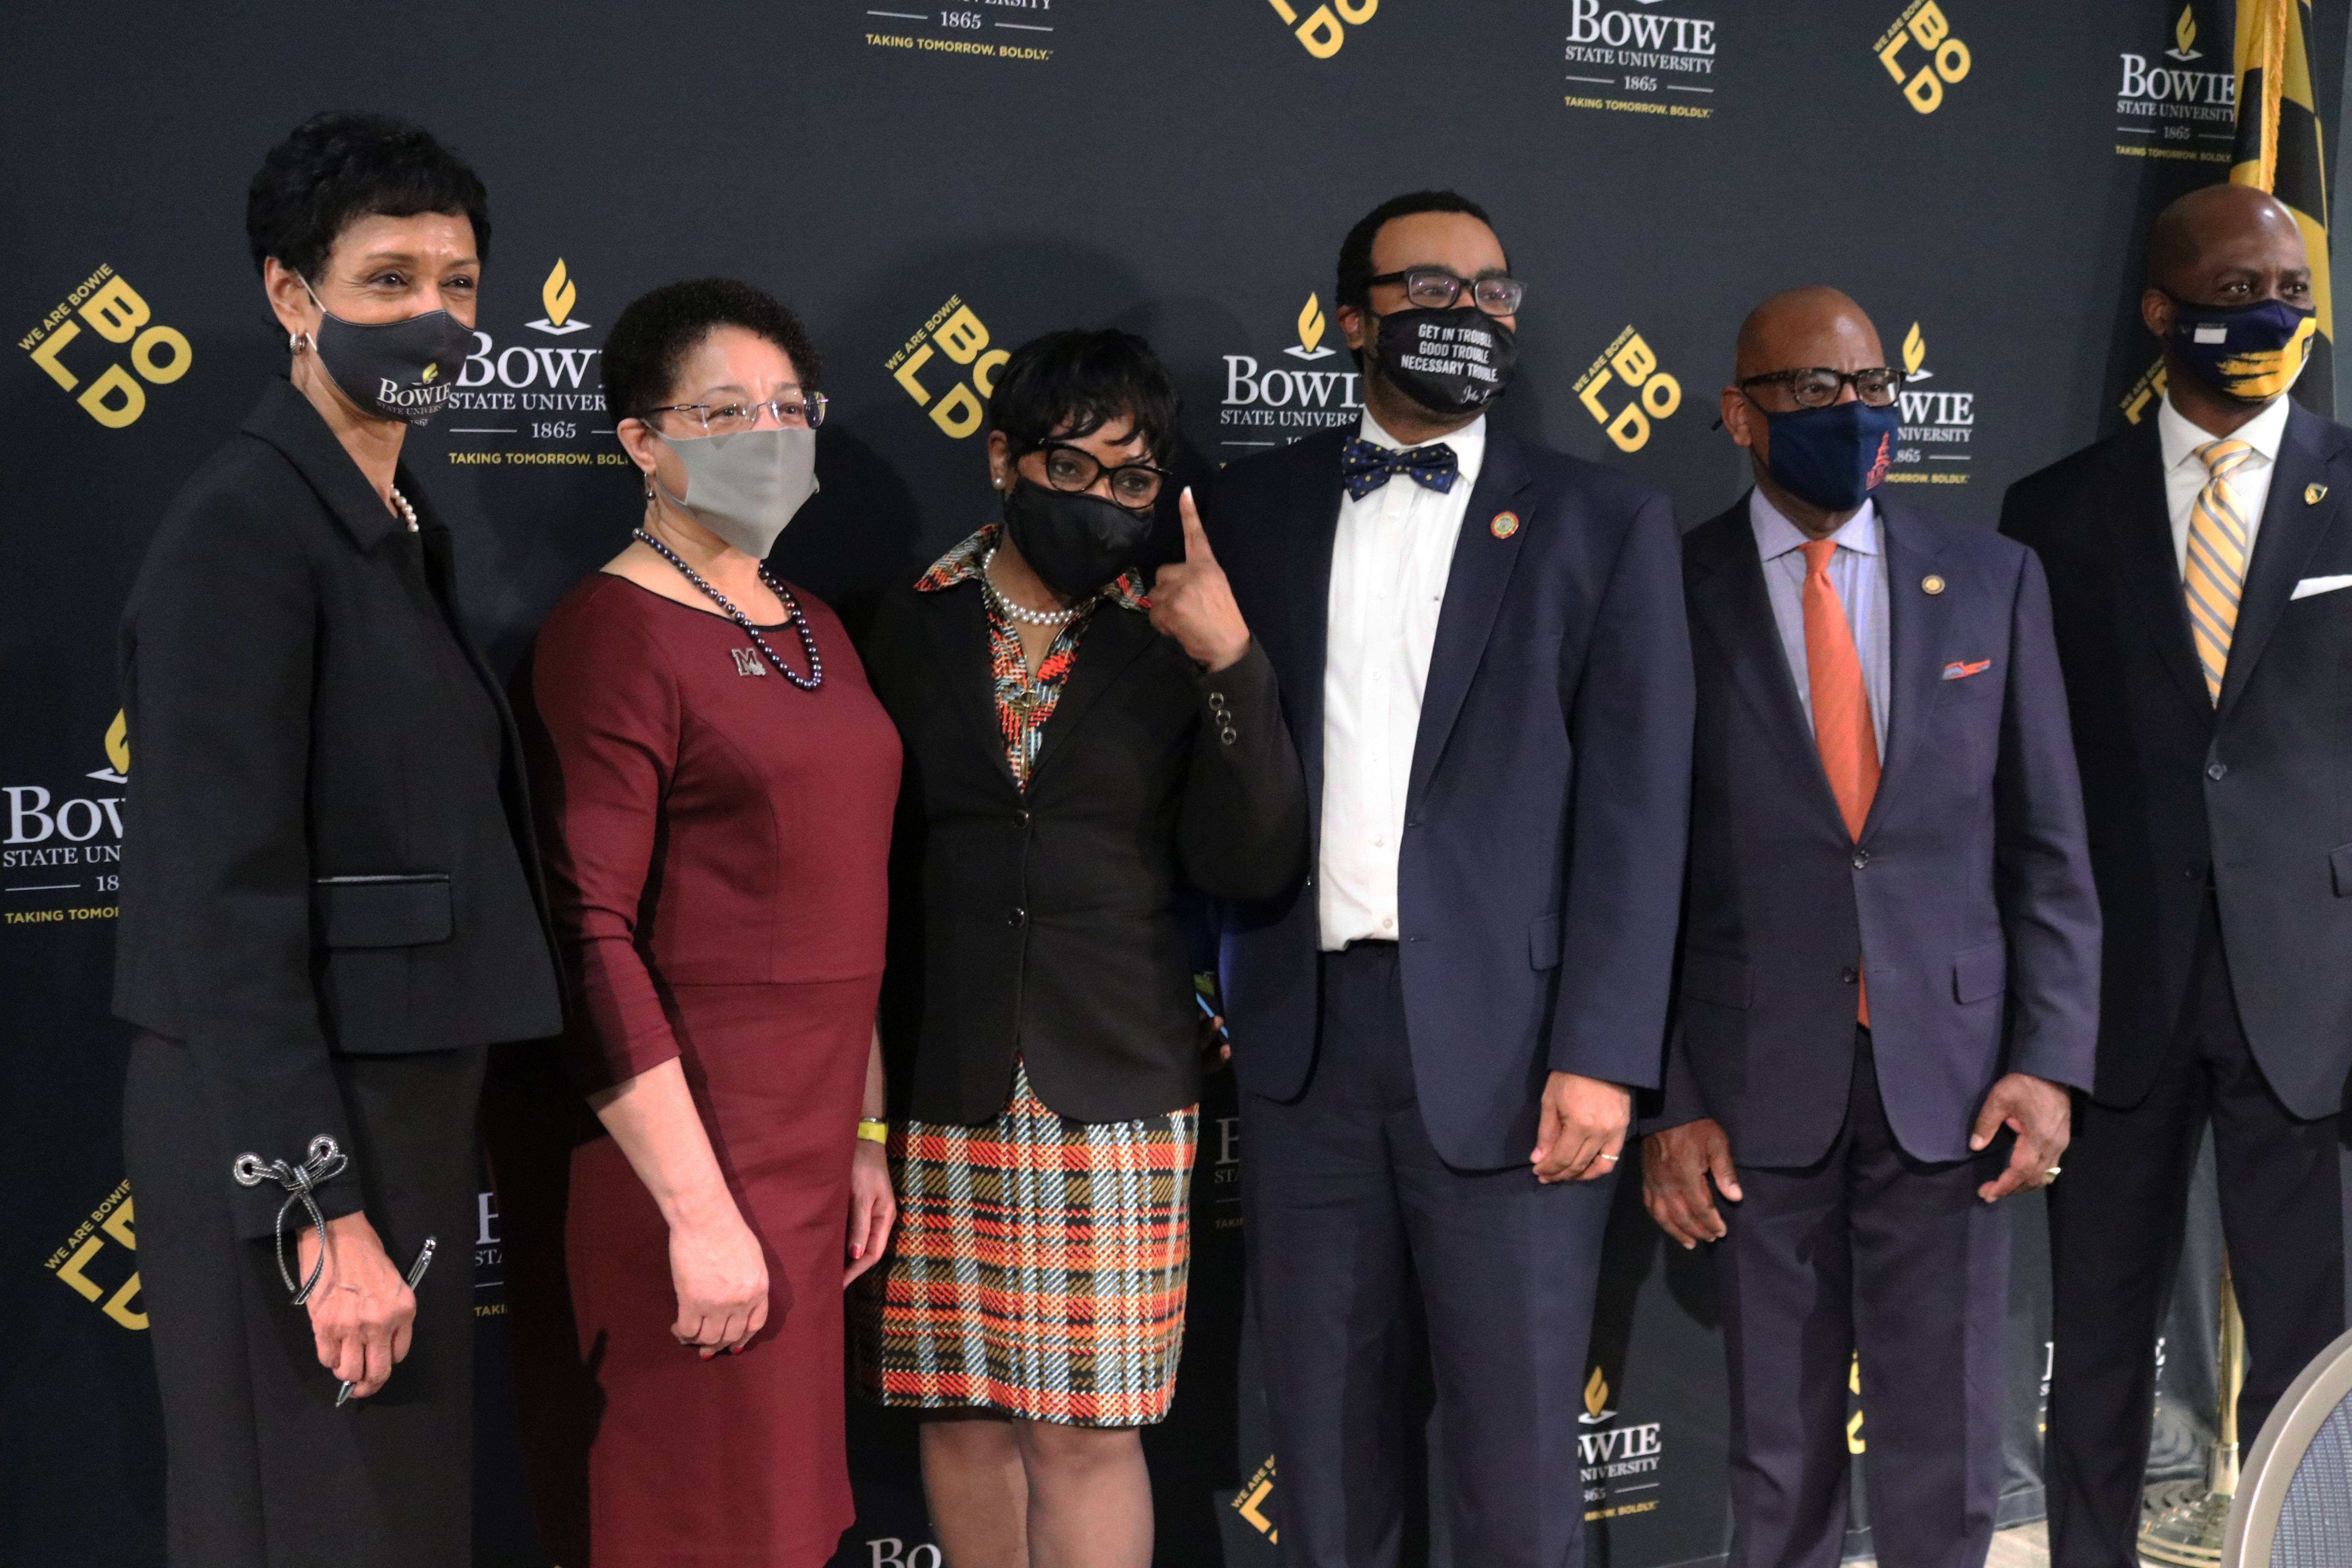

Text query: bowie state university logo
(1882, 323), (1975, 487)
(528, 258), (592, 336)
(863, 0), (1058, 63)
(1563, 0), (1719, 121)
(45, 1180), (145, 1330)
(1579, 1367), (1666, 1521)
(1221, 294), (1363, 456)
(1230, 1454), (1279, 1543)
(888, 295), (1010, 440)
(445, 259), (629, 469)
(1875, 1), (1971, 115)
(5, 713), (127, 924)
(2112, 5), (2233, 163)
(1573, 327), (1682, 453)
(18, 266), (194, 429)
(1264, 0), (1376, 60)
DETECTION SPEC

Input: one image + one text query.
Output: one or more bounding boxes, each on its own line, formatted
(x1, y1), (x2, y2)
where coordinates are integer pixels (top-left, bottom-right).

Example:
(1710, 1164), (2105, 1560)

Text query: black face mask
(1001, 480), (1156, 602)
(304, 282), (477, 426)
(1368, 305), (1518, 417)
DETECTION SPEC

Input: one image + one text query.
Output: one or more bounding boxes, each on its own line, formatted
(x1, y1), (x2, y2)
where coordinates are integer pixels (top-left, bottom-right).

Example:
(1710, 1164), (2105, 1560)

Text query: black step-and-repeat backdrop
(4, 5), (2343, 1565)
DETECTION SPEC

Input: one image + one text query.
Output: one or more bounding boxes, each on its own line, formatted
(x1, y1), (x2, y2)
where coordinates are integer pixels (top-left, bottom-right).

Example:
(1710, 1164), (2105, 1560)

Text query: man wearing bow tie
(1204, 189), (1693, 1567)
(2002, 184), (2352, 1568)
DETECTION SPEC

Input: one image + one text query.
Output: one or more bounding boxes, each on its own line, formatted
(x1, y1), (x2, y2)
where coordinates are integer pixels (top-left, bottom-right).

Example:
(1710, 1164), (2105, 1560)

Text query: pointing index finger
(1180, 487), (1213, 562)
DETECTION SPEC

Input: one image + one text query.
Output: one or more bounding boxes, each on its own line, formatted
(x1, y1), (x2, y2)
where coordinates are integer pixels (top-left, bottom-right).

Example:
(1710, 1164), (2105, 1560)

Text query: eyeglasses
(1737, 368), (1904, 409)
(641, 393), (829, 435)
(1028, 440), (1171, 508)
(1366, 267), (1526, 317)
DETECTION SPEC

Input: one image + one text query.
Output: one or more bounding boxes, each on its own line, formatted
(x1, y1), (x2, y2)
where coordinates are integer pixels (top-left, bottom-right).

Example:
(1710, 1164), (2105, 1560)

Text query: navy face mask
(2165, 296), (2317, 404)
(1760, 399), (1900, 513)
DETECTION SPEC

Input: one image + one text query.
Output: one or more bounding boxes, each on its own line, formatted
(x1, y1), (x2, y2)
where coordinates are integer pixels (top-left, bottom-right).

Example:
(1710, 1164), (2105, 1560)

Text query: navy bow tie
(1341, 436), (1459, 501)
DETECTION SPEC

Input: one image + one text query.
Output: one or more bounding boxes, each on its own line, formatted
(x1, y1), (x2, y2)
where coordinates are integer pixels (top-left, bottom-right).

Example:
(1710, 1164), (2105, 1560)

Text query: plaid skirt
(854, 1060), (1198, 1426)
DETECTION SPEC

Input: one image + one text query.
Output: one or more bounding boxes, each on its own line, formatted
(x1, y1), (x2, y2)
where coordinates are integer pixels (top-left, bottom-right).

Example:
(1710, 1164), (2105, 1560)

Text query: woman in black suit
(853, 329), (1307, 1568)
(113, 113), (561, 1568)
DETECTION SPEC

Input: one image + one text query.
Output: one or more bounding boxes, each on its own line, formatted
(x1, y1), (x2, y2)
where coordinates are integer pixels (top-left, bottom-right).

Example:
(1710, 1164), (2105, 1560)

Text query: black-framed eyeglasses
(1366, 267), (1526, 317)
(641, 393), (829, 435)
(1025, 440), (1172, 508)
(1737, 367), (1904, 409)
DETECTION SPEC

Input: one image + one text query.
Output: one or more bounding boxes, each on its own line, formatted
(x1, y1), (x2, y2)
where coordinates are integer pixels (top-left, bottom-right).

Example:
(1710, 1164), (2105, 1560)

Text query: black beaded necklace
(633, 527), (824, 690)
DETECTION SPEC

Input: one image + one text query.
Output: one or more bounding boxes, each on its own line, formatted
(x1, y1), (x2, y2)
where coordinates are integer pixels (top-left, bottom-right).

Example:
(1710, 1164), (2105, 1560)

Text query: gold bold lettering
(29, 319), (82, 390)
(1905, 65), (1944, 112)
(131, 326), (192, 385)
(1877, 34), (1910, 83)
(1606, 402), (1651, 452)
(1608, 332), (1658, 385)
(1577, 368), (1616, 423)
(103, 1272), (148, 1330)
(929, 381), (985, 438)
(78, 363), (147, 427)
(893, 341), (937, 405)
(78, 276), (152, 344)
(933, 306), (990, 365)
(56, 1236), (106, 1301)
(1265, 0), (1299, 21)
(1935, 38), (1971, 83)
(103, 1197), (136, 1249)
(1641, 372), (1683, 419)
(1334, 0), (1377, 22)
(1297, 5), (1345, 56)
(1908, 2), (1950, 50)
(972, 348), (1011, 397)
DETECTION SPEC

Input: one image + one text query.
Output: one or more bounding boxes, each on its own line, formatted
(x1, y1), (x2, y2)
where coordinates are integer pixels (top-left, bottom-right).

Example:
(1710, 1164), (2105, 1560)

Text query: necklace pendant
(731, 649), (767, 677)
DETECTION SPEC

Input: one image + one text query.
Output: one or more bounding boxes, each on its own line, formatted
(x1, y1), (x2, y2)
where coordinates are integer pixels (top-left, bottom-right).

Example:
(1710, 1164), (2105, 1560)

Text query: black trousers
(1715, 1033), (2011, 1568)
(2046, 902), (2349, 1568)
(123, 1033), (486, 1568)
(1241, 942), (1615, 1568)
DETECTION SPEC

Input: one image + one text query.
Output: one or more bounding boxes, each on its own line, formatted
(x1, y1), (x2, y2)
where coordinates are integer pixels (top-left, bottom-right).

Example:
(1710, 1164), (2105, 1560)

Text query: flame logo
(2175, 7), (2196, 55)
(1902, 322), (1927, 378)
(104, 710), (129, 777)
(1297, 293), (1327, 354)
(542, 258), (578, 328)
(421, 363), (439, 383)
(1583, 1366), (1610, 1420)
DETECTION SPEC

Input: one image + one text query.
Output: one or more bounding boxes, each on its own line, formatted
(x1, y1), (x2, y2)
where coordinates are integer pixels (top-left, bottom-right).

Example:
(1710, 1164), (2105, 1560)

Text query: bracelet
(856, 1118), (889, 1144)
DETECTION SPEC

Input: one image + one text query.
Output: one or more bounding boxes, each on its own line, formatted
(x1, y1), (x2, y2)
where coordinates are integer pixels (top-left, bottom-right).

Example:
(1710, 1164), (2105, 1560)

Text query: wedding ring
(1597, 1152), (1620, 1163)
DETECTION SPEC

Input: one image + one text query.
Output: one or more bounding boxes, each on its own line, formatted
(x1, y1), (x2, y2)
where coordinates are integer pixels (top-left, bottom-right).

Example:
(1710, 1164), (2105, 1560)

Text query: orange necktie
(1802, 539), (1880, 1024)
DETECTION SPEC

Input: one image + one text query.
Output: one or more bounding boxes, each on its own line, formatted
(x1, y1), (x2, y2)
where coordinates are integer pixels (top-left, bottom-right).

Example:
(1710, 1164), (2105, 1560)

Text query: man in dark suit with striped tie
(2001, 183), (2352, 1568)
(1644, 287), (2100, 1568)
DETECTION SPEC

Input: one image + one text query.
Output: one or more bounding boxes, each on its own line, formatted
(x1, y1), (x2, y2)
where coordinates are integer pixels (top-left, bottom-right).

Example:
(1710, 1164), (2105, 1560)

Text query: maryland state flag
(2232, 0), (2335, 414)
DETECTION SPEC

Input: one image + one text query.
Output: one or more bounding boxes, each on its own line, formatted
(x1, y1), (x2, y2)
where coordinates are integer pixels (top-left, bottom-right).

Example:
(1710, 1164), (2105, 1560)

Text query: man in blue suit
(1641, 288), (2101, 1568)
(1207, 189), (1693, 1567)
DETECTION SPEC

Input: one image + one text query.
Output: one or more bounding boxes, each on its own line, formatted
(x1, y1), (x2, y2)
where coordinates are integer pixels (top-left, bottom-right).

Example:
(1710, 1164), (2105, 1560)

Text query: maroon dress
(503, 571), (900, 1568)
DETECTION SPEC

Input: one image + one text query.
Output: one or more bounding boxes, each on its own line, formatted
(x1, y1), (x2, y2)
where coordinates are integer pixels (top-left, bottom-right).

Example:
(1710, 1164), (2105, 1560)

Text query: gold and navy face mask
(2167, 295), (2318, 404)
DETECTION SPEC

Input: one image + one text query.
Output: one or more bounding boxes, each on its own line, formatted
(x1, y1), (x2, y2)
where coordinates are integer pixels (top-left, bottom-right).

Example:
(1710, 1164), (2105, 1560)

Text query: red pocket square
(1942, 659), (1992, 680)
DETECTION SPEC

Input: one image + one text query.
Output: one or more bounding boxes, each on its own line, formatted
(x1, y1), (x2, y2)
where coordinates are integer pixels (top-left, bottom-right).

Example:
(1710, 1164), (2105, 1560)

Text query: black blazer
(2002, 405), (2352, 1120)
(862, 573), (1308, 1124)
(1664, 497), (2099, 1166)
(1208, 428), (1694, 1169)
(113, 379), (563, 1237)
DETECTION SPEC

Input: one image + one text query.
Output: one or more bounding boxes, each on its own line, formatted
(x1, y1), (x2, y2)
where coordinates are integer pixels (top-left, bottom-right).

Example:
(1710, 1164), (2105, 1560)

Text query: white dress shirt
(1318, 411), (1487, 950)
(2159, 390), (2292, 577)
(1749, 489), (1891, 760)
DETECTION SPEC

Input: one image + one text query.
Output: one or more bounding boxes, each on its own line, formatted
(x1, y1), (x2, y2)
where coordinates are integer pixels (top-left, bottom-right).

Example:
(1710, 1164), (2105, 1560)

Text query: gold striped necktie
(2184, 438), (2255, 705)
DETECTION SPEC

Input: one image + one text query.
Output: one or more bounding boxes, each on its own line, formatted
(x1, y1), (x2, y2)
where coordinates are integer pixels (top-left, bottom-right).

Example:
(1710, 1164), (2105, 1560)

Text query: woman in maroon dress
(499, 278), (899, 1567)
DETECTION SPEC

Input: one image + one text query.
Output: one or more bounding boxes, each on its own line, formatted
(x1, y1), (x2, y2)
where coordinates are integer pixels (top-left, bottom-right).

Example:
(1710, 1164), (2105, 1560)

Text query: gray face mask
(653, 426), (819, 559)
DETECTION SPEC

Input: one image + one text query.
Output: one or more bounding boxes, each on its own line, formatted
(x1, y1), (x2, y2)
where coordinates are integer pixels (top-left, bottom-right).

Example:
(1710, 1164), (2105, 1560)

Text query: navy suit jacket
(1207, 426), (1693, 1172)
(1661, 495), (2101, 1167)
(2002, 408), (2352, 1120)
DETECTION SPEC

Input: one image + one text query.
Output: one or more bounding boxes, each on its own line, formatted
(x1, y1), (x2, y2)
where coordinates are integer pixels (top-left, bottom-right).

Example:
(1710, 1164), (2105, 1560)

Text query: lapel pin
(1921, 574), (1946, 595)
(2307, 483), (2328, 505)
(1490, 510), (1520, 539)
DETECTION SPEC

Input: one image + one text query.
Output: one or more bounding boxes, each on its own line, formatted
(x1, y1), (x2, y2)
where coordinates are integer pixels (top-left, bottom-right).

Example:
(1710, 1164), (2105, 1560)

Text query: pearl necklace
(982, 547), (1080, 625)
(633, 528), (825, 690)
(388, 486), (417, 533)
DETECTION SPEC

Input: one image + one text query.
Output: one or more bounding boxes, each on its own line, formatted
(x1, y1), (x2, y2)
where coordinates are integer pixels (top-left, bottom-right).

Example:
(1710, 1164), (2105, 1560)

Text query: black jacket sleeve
(118, 489), (358, 1239)
(1175, 639), (1309, 903)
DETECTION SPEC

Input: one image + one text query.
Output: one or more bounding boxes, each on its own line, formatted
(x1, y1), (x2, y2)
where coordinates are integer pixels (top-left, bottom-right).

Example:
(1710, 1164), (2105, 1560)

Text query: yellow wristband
(856, 1119), (889, 1144)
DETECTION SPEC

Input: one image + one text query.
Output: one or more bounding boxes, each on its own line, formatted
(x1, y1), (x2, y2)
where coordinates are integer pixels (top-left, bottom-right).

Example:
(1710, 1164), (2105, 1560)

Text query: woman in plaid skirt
(855, 328), (1308, 1568)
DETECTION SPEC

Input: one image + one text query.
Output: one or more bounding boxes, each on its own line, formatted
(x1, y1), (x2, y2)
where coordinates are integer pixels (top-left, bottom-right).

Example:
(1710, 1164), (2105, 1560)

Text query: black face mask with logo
(1001, 479), (1156, 602)
(1368, 305), (1519, 417)
(304, 282), (476, 426)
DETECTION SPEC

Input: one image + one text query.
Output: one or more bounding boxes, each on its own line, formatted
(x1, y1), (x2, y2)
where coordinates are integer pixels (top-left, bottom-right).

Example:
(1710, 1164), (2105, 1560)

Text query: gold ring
(1598, 1153), (1620, 1163)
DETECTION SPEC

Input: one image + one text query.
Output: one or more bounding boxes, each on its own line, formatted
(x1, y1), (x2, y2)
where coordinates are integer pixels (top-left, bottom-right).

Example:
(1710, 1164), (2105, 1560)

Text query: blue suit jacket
(1661, 494), (2101, 1167)
(1206, 426), (1694, 1171)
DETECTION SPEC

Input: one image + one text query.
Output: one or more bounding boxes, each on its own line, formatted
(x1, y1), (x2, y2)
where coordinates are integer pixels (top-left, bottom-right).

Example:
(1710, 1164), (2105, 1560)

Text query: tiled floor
(1984, 1521), (2051, 1568)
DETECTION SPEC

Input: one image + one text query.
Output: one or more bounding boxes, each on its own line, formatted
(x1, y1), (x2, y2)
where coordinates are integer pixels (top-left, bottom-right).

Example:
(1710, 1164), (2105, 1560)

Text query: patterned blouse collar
(916, 522), (1151, 612)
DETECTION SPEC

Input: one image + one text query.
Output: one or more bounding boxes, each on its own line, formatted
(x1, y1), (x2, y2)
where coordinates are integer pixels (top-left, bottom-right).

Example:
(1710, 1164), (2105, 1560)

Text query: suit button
(1014, 809), (1031, 826)
(2206, 762), (2228, 780)
(1842, 966), (1859, 985)
(1852, 850), (1872, 870)
(1007, 907), (1027, 928)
